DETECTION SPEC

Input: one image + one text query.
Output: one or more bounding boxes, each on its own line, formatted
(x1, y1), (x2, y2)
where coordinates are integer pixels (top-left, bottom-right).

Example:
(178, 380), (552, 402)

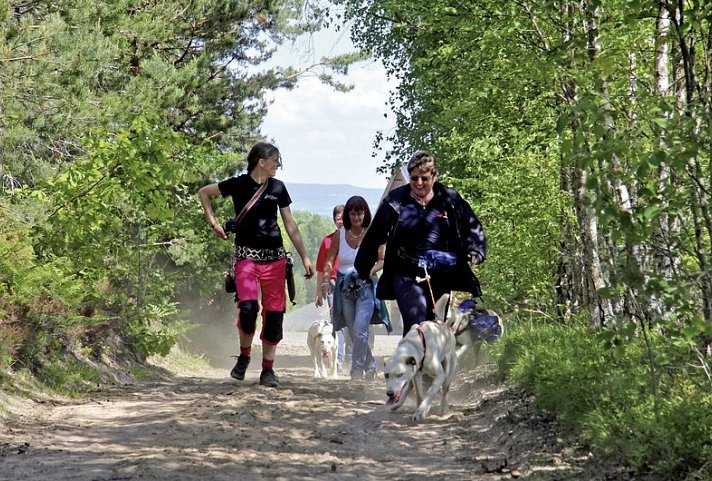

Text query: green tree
(331, 0), (562, 313)
(282, 210), (335, 307)
(330, 1), (712, 474)
(0, 0), (321, 186)
(330, 0), (712, 329)
(0, 0), (352, 366)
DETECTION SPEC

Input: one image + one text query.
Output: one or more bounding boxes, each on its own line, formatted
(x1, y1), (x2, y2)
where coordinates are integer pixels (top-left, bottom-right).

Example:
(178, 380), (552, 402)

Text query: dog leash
(415, 265), (437, 316)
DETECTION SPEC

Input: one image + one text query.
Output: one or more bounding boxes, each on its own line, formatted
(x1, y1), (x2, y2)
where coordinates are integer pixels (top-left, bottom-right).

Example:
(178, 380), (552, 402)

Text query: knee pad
(237, 300), (259, 335)
(262, 310), (284, 344)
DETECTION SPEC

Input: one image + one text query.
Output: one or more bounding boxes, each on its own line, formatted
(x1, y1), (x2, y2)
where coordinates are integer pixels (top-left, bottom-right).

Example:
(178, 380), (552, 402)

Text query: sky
(260, 27), (398, 189)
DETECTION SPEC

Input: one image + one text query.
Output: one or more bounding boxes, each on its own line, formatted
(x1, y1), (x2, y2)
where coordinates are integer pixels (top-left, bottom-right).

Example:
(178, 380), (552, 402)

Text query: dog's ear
(445, 310), (460, 331)
(406, 356), (417, 366)
(433, 293), (451, 321)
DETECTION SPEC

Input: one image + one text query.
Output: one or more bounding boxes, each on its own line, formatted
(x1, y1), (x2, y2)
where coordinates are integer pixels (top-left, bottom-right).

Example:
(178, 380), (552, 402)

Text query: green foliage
(497, 317), (712, 478)
(332, 0), (564, 314)
(127, 305), (192, 359)
(1, 196), (100, 374)
(0, 0), (350, 393)
(40, 117), (190, 262)
(2, 116), (232, 382)
(497, 320), (621, 426)
(34, 355), (103, 397)
(585, 388), (712, 480)
(0, 0), (325, 184)
(447, 137), (563, 310)
(281, 210), (335, 308)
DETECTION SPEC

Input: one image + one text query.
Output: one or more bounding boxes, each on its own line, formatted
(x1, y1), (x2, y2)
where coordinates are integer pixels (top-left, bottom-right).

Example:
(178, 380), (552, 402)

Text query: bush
(496, 316), (712, 479)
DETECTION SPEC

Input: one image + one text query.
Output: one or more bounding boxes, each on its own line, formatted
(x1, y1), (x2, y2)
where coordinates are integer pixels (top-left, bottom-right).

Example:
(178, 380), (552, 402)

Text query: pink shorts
(234, 257), (287, 337)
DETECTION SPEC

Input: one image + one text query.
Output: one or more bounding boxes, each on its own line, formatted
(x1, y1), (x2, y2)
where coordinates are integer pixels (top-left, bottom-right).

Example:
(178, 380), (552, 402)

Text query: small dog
(446, 299), (503, 360)
(307, 319), (338, 379)
(384, 296), (457, 421)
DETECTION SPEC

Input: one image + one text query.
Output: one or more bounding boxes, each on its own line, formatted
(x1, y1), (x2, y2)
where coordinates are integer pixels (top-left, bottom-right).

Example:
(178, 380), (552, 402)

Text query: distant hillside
(287, 183), (385, 217)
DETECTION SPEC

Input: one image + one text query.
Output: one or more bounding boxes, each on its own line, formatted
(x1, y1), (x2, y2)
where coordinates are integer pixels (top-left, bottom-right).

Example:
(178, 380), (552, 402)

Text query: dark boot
(258, 368), (279, 387)
(230, 355), (250, 380)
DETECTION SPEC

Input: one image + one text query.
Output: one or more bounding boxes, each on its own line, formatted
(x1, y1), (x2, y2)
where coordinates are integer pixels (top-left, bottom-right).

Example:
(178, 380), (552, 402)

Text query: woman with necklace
(354, 150), (487, 336)
(320, 195), (391, 380)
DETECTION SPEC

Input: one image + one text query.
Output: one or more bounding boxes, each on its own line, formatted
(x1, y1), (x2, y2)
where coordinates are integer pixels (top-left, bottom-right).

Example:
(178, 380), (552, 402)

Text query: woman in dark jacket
(354, 150), (486, 336)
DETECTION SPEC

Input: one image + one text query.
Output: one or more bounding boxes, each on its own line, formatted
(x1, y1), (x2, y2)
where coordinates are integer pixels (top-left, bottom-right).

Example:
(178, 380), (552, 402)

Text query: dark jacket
(354, 182), (486, 300)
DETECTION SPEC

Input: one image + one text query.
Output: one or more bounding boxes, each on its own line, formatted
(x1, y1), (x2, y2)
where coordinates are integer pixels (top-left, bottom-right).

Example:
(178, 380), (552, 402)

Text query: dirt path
(0, 333), (647, 481)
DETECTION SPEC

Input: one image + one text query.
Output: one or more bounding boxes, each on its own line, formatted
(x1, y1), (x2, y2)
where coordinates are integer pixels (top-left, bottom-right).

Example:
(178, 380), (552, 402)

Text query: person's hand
(302, 259), (314, 279)
(211, 224), (227, 240)
(315, 292), (324, 308)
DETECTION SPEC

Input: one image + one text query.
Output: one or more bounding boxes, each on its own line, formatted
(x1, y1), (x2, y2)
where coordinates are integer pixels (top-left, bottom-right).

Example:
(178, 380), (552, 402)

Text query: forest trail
(0, 332), (646, 481)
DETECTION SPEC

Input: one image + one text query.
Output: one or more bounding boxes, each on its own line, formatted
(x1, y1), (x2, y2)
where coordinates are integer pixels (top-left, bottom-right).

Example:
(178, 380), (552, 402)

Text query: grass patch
(1, 355), (102, 404)
(494, 317), (712, 480)
(147, 344), (212, 376)
(36, 356), (103, 396)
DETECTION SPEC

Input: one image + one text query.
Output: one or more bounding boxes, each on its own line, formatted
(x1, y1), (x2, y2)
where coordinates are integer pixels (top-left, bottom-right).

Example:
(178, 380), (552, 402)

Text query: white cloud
(261, 31), (398, 189)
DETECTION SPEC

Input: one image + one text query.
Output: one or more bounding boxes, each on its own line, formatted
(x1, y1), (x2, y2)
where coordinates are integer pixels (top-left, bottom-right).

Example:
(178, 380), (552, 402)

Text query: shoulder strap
(235, 179), (269, 225)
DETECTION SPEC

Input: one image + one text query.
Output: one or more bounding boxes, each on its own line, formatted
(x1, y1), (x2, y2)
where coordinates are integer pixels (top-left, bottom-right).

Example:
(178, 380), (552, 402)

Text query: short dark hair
(246, 142), (282, 173)
(342, 196), (372, 229)
(332, 204), (345, 221)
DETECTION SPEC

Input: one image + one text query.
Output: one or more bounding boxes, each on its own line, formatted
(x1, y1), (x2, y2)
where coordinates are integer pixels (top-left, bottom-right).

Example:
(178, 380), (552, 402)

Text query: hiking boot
(230, 355), (250, 380)
(259, 368), (279, 387)
(365, 371), (376, 381)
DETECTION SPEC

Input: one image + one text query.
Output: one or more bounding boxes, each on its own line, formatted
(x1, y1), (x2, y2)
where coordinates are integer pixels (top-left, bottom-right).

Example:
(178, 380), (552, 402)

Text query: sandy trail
(0, 332), (646, 481)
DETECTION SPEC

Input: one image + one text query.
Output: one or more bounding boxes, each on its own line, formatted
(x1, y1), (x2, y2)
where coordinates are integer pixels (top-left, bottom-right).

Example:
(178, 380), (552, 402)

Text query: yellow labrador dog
(384, 295), (457, 421)
(307, 319), (338, 379)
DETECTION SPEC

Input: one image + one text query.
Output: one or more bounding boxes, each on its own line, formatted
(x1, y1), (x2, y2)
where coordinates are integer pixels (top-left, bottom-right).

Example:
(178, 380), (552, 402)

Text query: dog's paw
(412, 404), (431, 421)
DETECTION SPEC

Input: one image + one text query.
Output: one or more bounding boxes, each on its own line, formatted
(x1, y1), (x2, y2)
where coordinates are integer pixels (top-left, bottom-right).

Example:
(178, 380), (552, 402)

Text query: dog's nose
(386, 390), (393, 397)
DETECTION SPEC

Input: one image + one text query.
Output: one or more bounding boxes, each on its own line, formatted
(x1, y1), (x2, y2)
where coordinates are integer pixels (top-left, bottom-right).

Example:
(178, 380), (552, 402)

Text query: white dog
(383, 296), (457, 421)
(445, 299), (503, 360)
(307, 319), (338, 379)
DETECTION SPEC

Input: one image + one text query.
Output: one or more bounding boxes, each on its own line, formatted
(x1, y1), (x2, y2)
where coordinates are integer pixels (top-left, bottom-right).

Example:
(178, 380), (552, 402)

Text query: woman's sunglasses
(410, 174), (433, 182)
